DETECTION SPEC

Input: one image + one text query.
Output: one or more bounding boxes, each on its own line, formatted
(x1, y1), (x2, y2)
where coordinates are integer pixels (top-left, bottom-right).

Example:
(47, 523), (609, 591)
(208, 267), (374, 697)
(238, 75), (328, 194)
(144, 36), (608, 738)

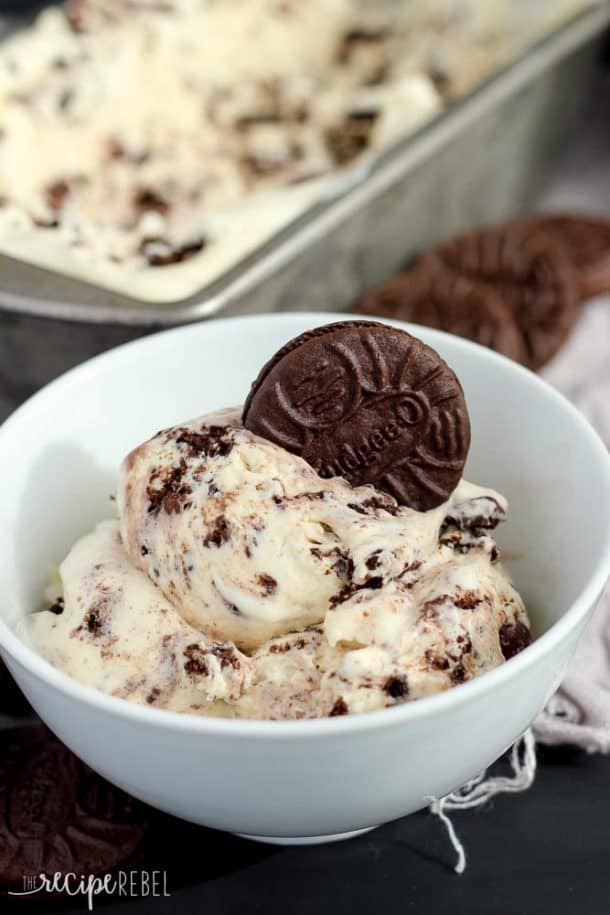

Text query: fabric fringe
(428, 729), (536, 874)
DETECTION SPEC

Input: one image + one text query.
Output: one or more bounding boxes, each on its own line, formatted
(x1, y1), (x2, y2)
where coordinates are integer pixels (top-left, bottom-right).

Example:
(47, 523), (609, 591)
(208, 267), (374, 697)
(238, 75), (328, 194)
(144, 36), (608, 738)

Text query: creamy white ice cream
(21, 409), (530, 720)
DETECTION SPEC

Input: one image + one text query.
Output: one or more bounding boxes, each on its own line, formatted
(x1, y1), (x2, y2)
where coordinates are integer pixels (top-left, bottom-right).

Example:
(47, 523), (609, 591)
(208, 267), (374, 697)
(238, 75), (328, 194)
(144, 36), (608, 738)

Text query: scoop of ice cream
(23, 520), (251, 712)
(235, 497), (526, 719)
(22, 407), (529, 720)
(118, 409), (444, 650)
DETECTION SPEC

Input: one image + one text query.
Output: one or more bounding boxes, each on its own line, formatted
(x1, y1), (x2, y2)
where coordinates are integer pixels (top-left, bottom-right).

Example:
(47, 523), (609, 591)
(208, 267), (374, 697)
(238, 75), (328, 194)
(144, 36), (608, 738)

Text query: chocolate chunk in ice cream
(139, 237), (206, 267)
(499, 620), (531, 660)
(243, 321), (470, 511)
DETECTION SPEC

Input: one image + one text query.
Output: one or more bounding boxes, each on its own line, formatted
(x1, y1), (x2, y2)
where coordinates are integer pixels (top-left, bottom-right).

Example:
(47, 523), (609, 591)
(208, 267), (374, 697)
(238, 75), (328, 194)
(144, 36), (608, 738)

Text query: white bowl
(1, 313), (609, 845)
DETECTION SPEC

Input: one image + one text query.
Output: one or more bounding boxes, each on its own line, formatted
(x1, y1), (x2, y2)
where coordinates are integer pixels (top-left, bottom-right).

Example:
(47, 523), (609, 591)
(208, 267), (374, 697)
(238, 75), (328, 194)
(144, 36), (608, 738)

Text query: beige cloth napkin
(534, 296), (610, 752)
(433, 297), (610, 873)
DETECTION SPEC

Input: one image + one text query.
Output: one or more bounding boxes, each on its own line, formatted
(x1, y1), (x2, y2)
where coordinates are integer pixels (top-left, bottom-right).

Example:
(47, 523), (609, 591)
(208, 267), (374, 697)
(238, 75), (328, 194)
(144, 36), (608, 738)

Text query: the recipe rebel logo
(9, 870), (171, 910)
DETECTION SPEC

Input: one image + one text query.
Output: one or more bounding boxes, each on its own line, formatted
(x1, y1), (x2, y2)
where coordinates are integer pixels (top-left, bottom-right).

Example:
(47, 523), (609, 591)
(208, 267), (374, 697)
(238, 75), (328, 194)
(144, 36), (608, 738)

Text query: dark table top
(1, 742), (608, 915)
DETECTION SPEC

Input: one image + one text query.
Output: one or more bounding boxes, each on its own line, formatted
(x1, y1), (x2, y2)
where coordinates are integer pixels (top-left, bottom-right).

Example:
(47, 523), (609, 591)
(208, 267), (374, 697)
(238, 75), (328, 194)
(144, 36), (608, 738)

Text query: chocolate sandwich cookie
(243, 321), (470, 511)
(359, 267), (528, 364)
(0, 726), (151, 893)
(518, 213), (610, 300)
(424, 225), (578, 369)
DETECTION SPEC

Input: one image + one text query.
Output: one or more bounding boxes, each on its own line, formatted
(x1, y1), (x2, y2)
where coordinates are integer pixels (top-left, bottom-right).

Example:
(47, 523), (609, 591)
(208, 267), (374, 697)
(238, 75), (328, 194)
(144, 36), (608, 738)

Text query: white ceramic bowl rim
(1, 313), (610, 741)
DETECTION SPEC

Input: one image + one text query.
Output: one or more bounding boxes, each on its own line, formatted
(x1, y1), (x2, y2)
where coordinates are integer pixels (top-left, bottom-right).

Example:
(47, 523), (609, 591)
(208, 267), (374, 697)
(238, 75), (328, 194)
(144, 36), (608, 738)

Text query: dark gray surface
(1, 743), (609, 915)
(2, 1), (45, 14)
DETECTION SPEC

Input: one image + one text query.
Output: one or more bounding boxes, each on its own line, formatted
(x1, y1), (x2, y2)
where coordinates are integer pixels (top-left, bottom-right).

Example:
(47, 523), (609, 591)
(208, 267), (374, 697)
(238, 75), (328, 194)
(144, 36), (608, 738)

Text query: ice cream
(21, 409), (530, 720)
(0, 0), (588, 302)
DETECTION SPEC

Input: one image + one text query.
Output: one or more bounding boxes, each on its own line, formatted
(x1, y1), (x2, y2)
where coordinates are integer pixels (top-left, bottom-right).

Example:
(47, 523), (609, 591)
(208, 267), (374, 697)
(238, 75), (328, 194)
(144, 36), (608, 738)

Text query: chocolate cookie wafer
(519, 213), (610, 299)
(243, 321), (470, 511)
(423, 225), (579, 369)
(0, 726), (151, 893)
(359, 266), (527, 364)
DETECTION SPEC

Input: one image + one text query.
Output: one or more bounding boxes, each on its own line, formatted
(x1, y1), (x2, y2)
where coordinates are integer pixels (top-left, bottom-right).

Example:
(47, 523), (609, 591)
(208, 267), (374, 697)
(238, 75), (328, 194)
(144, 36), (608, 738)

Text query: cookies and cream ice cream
(0, 0), (588, 302)
(21, 409), (530, 720)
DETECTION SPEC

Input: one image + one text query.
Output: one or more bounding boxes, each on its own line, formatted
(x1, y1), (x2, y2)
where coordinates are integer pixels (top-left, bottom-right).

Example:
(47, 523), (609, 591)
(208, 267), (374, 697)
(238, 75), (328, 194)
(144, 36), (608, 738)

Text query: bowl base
(236, 827), (378, 846)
